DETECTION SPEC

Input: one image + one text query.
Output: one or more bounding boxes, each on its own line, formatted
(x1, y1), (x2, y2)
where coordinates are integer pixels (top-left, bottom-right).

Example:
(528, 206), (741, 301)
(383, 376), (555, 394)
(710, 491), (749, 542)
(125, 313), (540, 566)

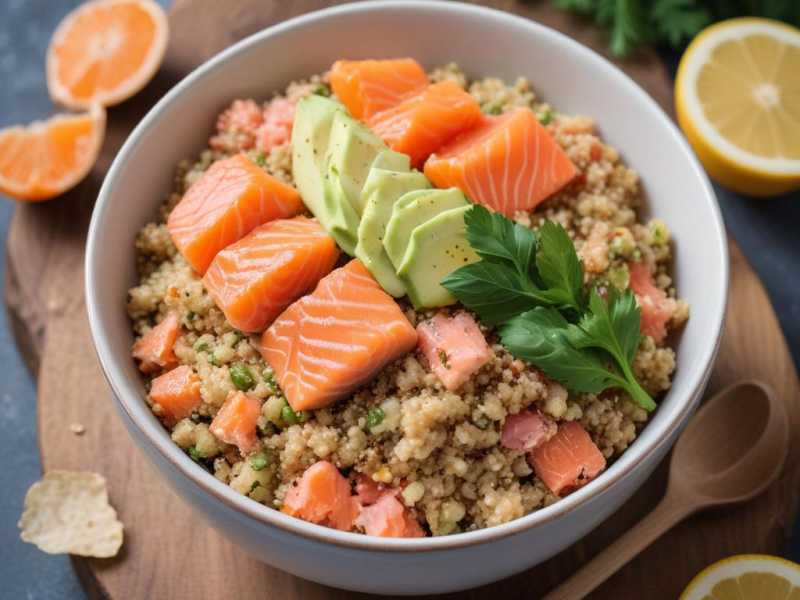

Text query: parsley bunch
(442, 205), (655, 411)
(552, 0), (800, 57)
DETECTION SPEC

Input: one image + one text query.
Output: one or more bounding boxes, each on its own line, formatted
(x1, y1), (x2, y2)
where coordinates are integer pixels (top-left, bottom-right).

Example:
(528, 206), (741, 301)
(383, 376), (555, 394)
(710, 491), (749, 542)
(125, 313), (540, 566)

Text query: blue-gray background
(0, 1), (797, 598)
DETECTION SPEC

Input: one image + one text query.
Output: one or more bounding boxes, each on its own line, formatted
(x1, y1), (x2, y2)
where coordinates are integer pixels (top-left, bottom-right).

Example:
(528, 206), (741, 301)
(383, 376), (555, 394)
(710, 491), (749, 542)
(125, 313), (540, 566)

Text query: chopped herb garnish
(229, 363), (255, 391)
(483, 103), (503, 115)
(443, 205), (654, 411)
(250, 453), (269, 471)
(539, 109), (553, 125)
(187, 311), (197, 320)
(438, 350), (450, 369)
(194, 341), (210, 353)
(263, 370), (278, 392)
(366, 407), (385, 429)
(254, 152), (267, 167)
(474, 416), (491, 430)
(250, 480), (261, 493)
(188, 447), (201, 461)
(312, 84), (331, 97)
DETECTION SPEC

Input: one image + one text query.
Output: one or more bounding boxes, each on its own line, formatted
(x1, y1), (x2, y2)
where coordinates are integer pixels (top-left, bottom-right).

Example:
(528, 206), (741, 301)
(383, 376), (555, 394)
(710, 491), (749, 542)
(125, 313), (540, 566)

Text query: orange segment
(202, 216), (340, 333)
(148, 365), (202, 426)
(167, 154), (304, 274)
(260, 259), (418, 412)
(330, 58), (428, 120)
(0, 106), (105, 202)
(424, 108), (577, 216)
(131, 311), (181, 373)
(209, 391), (262, 455)
(367, 81), (481, 167)
(47, 0), (169, 109)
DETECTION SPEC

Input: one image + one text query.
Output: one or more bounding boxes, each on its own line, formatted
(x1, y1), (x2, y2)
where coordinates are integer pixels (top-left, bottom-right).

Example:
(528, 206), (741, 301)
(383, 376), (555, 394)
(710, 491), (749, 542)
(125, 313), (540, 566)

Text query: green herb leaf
(535, 220), (585, 312)
(500, 307), (627, 394)
(366, 407), (385, 429)
(463, 204), (537, 274)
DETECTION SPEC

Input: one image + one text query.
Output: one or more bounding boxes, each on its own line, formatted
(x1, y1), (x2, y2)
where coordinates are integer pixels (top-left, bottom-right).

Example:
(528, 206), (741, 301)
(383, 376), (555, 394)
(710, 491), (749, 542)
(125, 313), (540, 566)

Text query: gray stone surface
(0, 1), (796, 598)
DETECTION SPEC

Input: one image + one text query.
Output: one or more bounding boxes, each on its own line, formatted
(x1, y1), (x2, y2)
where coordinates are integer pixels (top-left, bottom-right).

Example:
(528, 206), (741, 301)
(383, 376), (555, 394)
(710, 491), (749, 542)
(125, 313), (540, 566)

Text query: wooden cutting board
(6, 1), (799, 598)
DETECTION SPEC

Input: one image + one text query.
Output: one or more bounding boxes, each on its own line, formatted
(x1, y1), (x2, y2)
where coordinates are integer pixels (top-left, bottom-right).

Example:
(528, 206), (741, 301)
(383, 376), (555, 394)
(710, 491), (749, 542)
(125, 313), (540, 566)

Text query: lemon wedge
(680, 554), (800, 600)
(675, 18), (800, 196)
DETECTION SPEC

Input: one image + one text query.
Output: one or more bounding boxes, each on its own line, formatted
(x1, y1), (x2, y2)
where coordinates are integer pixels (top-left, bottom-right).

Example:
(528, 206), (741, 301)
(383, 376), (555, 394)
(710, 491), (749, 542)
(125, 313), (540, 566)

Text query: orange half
(0, 106), (106, 202)
(47, 0), (169, 109)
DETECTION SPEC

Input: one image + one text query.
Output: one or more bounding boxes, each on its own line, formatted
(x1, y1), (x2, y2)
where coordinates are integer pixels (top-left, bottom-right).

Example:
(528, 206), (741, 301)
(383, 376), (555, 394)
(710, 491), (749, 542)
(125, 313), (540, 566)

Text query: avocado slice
(383, 188), (469, 271)
(290, 95), (346, 223)
(325, 113), (401, 218)
(355, 169), (431, 297)
(397, 205), (480, 309)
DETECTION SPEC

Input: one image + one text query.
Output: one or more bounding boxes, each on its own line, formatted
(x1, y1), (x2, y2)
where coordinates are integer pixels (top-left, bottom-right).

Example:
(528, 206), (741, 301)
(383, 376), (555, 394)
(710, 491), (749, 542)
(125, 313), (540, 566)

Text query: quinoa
(127, 65), (687, 536)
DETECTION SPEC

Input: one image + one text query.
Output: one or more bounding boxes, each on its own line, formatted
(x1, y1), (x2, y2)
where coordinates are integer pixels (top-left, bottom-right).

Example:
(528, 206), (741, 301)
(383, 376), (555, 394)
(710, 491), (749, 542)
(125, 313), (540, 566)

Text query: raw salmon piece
(256, 98), (296, 153)
(260, 259), (418, 412)
(329, 58), (428, 120)
(167, 154), (304, 274)
(424, 108), (577, 216)
(355, 492), (424, 538)
(132, 312), (181, 373)
(367, 81), (481, 167)
(416, 312), (493, 391)
(209, 391), (262, 455)
(628, 261), (677, 344)
(501, 410), (556, 451)
(203, 216), (339, 333)
(148, 365), (202, 426)
(529, 421), (606, 496)
(282, 461), (360, 531)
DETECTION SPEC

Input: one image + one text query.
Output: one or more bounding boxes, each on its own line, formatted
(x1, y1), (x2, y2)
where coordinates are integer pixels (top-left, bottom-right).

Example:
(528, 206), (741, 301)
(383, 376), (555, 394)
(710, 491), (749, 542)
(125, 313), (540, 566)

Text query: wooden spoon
(543, 380), (789, 600)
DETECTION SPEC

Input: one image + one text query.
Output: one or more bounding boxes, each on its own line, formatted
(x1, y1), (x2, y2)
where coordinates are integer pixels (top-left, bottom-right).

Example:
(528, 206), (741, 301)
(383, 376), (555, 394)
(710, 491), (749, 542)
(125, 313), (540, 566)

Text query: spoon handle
(542, 496), (693, 600)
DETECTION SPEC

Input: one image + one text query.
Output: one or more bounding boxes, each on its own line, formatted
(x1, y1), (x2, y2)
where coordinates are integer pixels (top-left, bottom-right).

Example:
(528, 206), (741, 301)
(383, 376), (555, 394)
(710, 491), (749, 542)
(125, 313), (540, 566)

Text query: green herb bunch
(442, 205), (655, 411)
(553, 0), (800, 57)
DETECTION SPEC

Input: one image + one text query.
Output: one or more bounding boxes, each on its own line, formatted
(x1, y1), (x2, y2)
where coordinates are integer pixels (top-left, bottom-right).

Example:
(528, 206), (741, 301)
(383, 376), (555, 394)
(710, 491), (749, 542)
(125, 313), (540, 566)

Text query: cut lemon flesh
(676, 18), (800, 196)
(680, 554), (800, 600)
(46, 0), (168, 109)
(0, 106), (106, 202)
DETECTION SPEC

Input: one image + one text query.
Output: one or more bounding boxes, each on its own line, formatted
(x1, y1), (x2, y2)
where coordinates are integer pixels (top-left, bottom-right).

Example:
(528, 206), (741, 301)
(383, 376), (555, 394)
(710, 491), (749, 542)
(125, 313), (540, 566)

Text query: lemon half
(680, 554), (800, 600)
(676, 18), (800, 196)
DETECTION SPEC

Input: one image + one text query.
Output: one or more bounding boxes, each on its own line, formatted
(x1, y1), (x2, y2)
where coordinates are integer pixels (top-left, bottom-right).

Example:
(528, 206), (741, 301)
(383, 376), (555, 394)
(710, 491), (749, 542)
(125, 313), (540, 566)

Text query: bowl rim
(86, 0), (729, 552)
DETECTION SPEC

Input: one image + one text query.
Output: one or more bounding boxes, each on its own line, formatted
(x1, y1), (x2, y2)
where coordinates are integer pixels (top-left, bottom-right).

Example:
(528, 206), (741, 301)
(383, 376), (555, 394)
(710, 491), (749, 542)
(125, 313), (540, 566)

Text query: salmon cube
(132, 312), (181, 373)
(209, 391), (262, 455)
(260, 259), (418, 412)
(416, 312), (493, 391)
(368, 81), (481, 167)
(330, 58), (428, 120)
(282, 461), (360, 531)
(628, 261), (677, 344)
(167, 154), (304, 274)
(148, 365), (202, 426)
(202, 216), (339, 333)
(424, 108), (577, 216)
(355, 492), (424, 538)
(529, 421), (606, 496)
(501, 410), (556, 451)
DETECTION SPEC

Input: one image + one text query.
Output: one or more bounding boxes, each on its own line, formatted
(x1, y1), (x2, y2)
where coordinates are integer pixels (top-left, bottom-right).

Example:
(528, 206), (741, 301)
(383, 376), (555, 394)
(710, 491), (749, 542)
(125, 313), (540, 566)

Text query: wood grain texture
(5, 1), (799, 598)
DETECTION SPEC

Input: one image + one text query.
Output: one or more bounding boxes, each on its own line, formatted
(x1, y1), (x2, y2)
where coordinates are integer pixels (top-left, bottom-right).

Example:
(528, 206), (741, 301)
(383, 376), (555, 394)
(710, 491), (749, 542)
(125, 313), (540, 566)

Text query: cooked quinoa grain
(128, 65), (686, 536)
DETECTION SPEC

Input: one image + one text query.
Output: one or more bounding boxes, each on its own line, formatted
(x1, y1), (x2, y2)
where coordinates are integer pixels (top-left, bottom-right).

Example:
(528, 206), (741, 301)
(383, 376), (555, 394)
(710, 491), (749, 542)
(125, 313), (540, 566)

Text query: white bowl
(86, 1), (728, 594)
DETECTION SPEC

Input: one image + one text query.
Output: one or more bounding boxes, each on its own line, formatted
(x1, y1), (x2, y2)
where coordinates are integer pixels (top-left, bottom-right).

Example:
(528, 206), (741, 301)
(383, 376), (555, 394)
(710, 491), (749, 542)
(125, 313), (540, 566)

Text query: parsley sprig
(552, 0), (800, 57)
(442, 205), (655, 411)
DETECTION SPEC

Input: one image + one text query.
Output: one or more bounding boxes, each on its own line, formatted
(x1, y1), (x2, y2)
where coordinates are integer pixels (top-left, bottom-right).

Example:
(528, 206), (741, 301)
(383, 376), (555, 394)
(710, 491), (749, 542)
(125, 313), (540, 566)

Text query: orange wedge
(0, 106), (105, 202)
(47, 0), (169, 109)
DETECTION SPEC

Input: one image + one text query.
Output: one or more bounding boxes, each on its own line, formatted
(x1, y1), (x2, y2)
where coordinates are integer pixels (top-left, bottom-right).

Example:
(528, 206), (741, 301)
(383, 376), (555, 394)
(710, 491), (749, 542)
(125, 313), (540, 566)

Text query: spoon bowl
(670, 380), (789, 505)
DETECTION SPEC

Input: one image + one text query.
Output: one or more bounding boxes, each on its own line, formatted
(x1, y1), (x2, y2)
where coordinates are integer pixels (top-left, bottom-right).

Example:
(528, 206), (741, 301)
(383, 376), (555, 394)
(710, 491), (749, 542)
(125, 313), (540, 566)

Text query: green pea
(281, 404), (299, 426)
(250, 453), (269, 471)
(366, 407), (385, 429)
(230, 363), (255, 391)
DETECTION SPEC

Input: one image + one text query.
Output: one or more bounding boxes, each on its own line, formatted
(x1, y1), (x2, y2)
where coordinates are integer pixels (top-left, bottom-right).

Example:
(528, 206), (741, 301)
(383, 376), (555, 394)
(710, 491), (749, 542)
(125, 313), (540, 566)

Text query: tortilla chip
(18, 471), (124, 558)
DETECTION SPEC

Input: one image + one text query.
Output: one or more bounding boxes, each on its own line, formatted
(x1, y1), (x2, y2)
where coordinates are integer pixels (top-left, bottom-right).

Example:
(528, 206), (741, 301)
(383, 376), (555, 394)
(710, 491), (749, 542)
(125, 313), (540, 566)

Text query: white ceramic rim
(86, 0), (729, 553)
